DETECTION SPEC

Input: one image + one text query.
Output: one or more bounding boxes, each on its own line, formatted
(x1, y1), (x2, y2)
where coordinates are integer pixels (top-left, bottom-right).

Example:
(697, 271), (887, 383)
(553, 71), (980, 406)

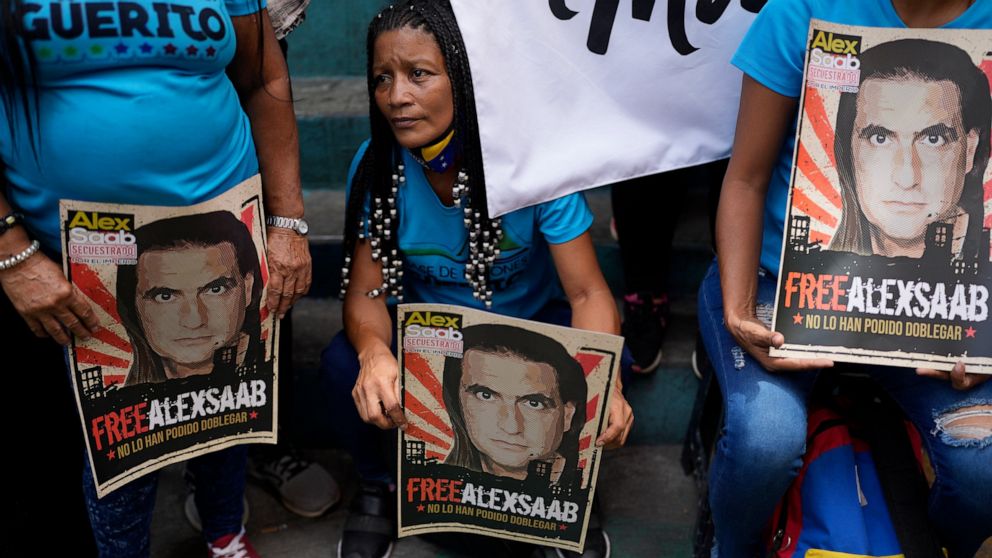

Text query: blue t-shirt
(732, 0), (992, 276)
(346, 141), (594, 320)
(1, 0), (264, 251)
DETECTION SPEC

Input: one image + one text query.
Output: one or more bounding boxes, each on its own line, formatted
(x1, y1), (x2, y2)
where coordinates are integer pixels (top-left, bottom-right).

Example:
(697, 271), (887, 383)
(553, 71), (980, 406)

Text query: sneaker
(338, 481), (395, 558)
(207, 527), (259, 558)
(184, 493), (250, 533)
(249, 451), (341, 518)
(621, 292), (669, 374)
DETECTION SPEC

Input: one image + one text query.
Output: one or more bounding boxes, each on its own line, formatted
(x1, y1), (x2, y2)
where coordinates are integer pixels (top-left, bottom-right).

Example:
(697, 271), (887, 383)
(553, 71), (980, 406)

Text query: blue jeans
(698, 260), (992, 557)
(82, 446), (247, 557)
(320, 301), (633, 484)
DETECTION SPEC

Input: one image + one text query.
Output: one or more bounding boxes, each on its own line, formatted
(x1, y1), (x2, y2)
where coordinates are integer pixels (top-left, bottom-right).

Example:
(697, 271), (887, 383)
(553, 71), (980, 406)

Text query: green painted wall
(286, 1), (387, 189)
(298, 116), (369, 190)
(286, 0), (386, 77)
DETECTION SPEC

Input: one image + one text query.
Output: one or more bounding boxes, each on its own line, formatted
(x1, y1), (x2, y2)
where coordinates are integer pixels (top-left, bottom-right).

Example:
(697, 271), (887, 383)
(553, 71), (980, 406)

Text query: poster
(770, 21), (992, 373)
(396, 304), (622, 552)
(61, 176), (278, 497)
(449, 0), (762, 217)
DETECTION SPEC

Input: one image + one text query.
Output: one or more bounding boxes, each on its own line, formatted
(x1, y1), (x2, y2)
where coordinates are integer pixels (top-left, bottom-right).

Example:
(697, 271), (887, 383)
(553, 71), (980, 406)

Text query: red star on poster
(186, 45), (199, 56)
(966, 326), (976, 338)
(559, 524), (567, 531)
(249, 411), (258, 419)
(206, 46), (217, 57)
(793, 312), (803, 325)
(417, 504), (425, 512)
(107, 449), (116, 460)
(164, 43), (177, 55)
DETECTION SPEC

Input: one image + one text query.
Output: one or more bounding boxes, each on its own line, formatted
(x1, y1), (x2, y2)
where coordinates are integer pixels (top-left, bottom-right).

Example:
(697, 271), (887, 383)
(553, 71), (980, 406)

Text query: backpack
(766, 394), (944, 558)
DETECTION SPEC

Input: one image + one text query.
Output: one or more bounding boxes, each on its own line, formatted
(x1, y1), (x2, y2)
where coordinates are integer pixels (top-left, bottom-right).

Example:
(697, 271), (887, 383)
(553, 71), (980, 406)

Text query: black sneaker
(338, 481), (395, 558)
(621, 291), (668, 374)
(249, 450), (341, 518)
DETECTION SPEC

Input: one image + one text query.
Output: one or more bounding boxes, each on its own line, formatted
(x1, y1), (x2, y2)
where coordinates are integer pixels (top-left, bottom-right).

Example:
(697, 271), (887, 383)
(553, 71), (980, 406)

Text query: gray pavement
(150, 445), (697, 558)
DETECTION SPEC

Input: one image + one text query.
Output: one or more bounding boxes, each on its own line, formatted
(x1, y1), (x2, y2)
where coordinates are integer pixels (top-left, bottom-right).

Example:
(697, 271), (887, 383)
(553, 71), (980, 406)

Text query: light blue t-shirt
(346, 141), (594, 320)
(732, 0), (992, 276)
(1, 0), (264, 251)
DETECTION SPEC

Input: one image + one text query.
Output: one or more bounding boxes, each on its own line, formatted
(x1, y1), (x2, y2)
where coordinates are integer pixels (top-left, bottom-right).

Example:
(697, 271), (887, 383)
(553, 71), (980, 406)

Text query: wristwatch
(266, 215), (310, 236)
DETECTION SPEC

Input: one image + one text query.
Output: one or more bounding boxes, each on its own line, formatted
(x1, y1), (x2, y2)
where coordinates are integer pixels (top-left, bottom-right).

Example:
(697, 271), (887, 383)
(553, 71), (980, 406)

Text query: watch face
(297, 219), (310, 235)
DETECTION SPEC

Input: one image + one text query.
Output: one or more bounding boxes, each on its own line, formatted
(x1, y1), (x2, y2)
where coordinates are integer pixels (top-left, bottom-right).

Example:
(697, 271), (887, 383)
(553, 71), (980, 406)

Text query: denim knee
(83, 452), (157, 558)
(319, 331), (360, 400)
(929, 402), (992, 526)
(719, 392), (808, 477)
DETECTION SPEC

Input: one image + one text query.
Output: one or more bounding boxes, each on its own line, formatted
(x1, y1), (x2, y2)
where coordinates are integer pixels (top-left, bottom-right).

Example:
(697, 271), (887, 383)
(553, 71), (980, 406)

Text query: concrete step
(150, 444), (697, 558)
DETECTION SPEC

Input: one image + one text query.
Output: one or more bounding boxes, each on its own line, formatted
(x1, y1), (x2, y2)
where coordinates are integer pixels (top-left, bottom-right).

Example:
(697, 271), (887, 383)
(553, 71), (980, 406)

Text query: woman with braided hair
(319, 2), (633, 557)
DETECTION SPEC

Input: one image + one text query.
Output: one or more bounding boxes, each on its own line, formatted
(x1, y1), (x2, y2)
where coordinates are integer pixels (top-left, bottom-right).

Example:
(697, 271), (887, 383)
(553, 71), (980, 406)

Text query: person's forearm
(715, 177), (765, 322)
(716, 76), (797, 323)
(0, 190), (33, 260)
(229, 11), (304, 219)
(569, 286), (620, 335)
(344, 291), (394, 361)
(243, 78), (304, 218)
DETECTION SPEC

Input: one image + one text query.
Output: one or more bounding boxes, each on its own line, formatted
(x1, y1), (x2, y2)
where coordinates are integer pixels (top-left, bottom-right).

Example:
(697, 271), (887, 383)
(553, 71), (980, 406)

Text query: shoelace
(268, 453), (310, 483)
(209, 528), (250, 558)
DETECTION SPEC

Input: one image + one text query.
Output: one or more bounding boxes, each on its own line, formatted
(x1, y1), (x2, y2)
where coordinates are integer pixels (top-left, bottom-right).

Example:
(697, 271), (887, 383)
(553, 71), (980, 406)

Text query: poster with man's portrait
(771, 22), (992, 373)
(395, 304), (622, 553)
(60, 177), (278, 497)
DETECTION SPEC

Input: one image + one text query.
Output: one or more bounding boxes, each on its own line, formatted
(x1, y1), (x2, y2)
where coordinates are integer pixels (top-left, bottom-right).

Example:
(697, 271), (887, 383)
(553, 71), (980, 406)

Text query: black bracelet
(0, 212), (24, 236)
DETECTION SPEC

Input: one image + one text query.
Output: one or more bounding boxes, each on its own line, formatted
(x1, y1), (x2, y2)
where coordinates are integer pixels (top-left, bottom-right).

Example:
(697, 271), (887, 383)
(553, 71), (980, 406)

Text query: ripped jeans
(698, 261), (992, 558)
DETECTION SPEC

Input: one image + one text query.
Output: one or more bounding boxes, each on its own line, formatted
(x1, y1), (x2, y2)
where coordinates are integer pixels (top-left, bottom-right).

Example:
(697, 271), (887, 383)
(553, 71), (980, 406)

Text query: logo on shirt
(19, 1), (228, 62)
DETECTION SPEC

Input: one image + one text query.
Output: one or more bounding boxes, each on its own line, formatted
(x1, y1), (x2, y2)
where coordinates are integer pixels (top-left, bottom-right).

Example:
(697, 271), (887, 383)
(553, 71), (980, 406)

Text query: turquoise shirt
(1, 0), (264, 251)
(731, 0), (992, 276)
(346, 141), (594, 319)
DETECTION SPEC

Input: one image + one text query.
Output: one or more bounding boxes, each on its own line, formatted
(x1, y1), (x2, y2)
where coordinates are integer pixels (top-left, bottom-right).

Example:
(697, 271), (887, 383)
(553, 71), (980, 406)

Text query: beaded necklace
(340, 158), (503, 309)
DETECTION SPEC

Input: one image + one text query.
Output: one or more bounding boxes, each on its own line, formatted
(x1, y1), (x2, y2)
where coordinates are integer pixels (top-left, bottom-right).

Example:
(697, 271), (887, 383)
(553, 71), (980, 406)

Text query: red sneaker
(207, 527), (260, 558)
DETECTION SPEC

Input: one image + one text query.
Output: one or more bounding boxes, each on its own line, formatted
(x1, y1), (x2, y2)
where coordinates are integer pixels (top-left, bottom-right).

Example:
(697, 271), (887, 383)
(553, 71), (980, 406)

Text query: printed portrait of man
(442, 324), (587, 484)
(116, 211), (264, 386)
(830, 38), (991, 260)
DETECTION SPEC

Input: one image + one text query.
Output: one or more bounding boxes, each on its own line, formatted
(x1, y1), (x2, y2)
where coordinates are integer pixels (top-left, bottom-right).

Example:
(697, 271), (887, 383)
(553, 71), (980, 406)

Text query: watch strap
(0, 212), (24, 236)
(266, 215), (308, 235)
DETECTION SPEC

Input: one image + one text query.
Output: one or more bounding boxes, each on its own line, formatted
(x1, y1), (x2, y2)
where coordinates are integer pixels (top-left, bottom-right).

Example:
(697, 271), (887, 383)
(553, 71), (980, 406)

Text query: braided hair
(339, 0), (502, 307)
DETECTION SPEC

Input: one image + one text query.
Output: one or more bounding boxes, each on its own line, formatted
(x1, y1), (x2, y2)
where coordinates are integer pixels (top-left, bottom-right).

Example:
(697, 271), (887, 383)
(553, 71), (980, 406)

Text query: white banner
(450, 0), (763, 217)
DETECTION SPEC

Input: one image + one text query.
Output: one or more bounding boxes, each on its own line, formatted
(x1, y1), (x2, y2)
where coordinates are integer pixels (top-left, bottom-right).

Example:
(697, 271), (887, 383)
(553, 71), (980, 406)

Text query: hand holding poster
(61, 176), (278, 497)
(770, 22), (992, 373)
(396, 304), (623, 553)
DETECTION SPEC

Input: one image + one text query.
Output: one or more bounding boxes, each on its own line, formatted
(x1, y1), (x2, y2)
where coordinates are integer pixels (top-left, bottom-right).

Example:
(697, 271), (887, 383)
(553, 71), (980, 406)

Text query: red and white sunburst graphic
(70, 261), (133, 387)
